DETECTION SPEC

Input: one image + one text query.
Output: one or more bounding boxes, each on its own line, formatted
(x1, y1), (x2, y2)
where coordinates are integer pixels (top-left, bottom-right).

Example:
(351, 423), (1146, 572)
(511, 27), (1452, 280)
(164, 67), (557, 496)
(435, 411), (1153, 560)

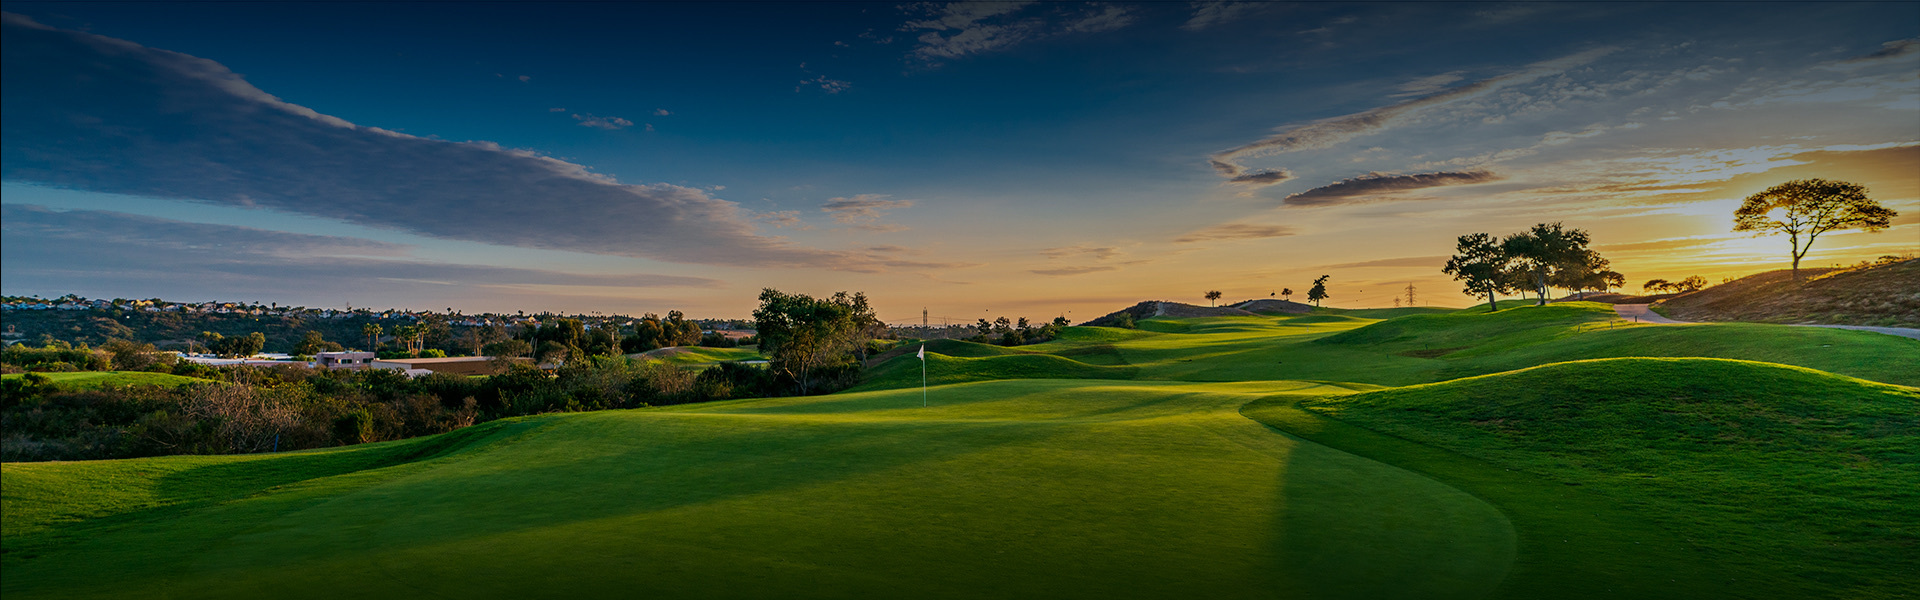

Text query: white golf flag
(916, 344), (925, 360)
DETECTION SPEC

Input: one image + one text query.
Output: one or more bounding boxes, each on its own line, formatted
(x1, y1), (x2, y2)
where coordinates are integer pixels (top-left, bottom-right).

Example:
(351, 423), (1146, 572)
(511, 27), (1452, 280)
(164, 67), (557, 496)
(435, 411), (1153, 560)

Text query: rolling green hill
(6, 303), (1917, 599)
(1254, 358), (1919, 598)
(1, 371), (210, 389)
(630, 345), (765, 365)
(3, 381), (1517, 600)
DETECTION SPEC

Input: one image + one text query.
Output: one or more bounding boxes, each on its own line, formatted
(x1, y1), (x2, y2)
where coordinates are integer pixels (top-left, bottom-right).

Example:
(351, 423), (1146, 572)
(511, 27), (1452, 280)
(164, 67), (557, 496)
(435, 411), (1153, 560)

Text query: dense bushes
(0, 342), (112, 372)
(1, 356), (791, 462)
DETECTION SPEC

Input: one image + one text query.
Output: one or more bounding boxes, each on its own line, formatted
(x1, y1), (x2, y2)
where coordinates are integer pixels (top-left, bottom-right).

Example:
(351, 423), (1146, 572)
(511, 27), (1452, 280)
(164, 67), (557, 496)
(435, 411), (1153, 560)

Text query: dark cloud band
(0, 13), (915, 272)
(1284, 170), (1499, 206)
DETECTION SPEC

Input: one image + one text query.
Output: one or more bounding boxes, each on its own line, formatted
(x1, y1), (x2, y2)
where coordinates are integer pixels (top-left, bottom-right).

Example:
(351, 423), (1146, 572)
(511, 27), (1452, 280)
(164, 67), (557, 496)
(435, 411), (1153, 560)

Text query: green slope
(632, 345), (765, 365)
(1, 371), (210, 389)
(8, 301), (1918, 599)
(1121, 303), (1917, 387)
(851, 351), (1137, 392)
(2, 380), (1515, 600)
(1261, 358), (1919, 599)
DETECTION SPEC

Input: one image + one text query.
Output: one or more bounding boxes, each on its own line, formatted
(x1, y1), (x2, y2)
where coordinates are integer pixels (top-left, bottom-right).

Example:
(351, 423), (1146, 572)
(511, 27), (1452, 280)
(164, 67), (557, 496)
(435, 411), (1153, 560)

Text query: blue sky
(3, 2), (1916, 319)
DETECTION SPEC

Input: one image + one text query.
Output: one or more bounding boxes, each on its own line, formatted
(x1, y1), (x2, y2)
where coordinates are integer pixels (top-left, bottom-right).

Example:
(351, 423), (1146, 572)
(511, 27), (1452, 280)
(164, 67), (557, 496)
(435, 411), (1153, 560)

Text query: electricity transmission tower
(1404, 283), (1417, 307)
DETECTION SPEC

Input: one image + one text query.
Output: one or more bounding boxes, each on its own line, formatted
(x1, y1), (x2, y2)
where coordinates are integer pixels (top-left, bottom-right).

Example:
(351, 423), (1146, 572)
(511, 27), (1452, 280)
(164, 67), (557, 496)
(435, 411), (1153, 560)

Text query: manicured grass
(1, 371), (210, 389)
(1286, 358), (1920, 599)
(1242, 396), (1753, 600)
(2, 380), (1515, 599)
(1109, 303), (1917, 387)
(7, 303), (1917, 599)
(632, 345), (765, 365)
(850, 351), (1136, 392)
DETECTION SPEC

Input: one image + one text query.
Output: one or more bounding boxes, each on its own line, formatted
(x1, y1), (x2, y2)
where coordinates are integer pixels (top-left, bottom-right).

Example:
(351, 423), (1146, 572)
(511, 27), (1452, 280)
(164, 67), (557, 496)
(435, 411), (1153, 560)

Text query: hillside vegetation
(1661, 258), (1919, 326)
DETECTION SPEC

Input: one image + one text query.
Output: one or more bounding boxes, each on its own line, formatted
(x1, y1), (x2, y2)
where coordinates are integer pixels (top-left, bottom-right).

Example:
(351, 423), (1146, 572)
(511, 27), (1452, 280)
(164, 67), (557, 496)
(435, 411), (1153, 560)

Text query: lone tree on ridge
(1734, 178), (1897, 281)
(1205, 290), (1223, 306)
(1306, 276), (1330, 307)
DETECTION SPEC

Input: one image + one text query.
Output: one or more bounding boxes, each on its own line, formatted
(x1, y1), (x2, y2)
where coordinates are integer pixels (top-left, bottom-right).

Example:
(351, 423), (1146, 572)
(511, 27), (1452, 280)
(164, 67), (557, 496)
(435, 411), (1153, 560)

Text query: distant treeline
(2, 288), (891, 462)
(1, 304), (754, 359)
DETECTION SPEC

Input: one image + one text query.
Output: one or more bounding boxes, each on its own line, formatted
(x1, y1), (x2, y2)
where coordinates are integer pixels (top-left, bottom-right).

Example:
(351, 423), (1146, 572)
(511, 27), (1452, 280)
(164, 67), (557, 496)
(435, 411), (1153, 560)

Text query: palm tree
(1205, 290), (1223, 307)
(362, 323), (383, 351)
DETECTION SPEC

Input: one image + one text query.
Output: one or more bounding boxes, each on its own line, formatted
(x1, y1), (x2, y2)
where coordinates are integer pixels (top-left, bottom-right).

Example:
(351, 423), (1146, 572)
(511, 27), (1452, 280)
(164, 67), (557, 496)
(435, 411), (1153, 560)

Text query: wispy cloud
(1030, 265), (1118, 276)
(1320, 255), (1449, 269)
(572, 113), (634, 130)
(1041, 245), (1122, 260)
(797, 75), (852, 94)
(1842, 37), (1920, 64)
(753, 210), (805, 229)
(901, 1), (1134, 63)
(1392, 70), (1466, 97)
(0, 205), (722, 299)
(1173, 223), (1295, 243)
(1284, 170), (1500, 206)
(1226, 169), (1293, 186)
(1181, 1), (1262, 31)
(1208, 48), (1617, 178)
(0, 13), (916, 272)
(821, 194), (914, 230)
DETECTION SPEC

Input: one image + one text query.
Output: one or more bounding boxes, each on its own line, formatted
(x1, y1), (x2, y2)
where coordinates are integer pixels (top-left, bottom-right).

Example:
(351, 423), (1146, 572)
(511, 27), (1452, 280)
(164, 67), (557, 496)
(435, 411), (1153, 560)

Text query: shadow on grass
(1244, 396), (1764, 600)
(2, 418), (551, 563)
(1, 408), (1073, 598)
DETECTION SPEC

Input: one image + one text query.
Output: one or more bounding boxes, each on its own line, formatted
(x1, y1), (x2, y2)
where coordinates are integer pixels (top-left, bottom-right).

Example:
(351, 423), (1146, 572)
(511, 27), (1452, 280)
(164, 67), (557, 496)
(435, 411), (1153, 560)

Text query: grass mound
(1231, 298), (1313, 314)
(852, 351), (1136, 392)
(1323, 306), (1456, 319)
(1661, 258), (1919, 327)
(632, 346), (764, 365)
(1298, 357), (1919, 598)
(1315, 302), (1618, 356)
(1, 371), (210, 389)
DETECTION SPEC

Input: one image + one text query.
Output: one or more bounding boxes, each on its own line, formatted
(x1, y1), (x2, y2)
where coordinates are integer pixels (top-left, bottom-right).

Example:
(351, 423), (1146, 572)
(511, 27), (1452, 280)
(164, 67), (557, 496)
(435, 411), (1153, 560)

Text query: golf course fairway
(5, 303), (1915, 598)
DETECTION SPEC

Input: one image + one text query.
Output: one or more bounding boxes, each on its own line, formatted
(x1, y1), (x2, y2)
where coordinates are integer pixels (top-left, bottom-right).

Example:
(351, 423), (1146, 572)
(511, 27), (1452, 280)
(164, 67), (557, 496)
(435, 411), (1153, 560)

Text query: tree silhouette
(1280, 288), (1293, 301)
(1443, 233), (1511, 312)
(1307, 276), (1330, 307)
(1502, 222), (1597, 305)
(362, 323), (382, 352)
(1734, 179), (1897, 281)
(1204, 290), (1223, 306)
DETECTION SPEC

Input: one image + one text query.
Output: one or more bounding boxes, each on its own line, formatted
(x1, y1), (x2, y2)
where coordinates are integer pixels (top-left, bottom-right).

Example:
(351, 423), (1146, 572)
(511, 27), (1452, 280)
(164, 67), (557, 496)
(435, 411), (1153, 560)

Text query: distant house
(176, 354), (297, 368)
(316, 351), (378, 369)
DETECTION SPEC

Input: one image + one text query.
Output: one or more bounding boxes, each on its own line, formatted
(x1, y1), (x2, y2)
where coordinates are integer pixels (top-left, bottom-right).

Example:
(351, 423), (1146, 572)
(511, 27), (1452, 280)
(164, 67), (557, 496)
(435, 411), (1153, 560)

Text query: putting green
(3, 380), (1513, 599)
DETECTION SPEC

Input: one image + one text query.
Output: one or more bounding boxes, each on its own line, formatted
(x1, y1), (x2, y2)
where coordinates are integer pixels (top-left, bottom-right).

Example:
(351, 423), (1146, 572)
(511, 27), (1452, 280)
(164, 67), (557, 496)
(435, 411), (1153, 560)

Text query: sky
(2, 1), (1916, 322)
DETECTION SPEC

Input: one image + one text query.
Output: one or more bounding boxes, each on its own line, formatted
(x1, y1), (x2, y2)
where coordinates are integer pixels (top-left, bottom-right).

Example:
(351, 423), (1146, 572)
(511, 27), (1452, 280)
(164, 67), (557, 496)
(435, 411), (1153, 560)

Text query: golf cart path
(1613, 304), (1920, 340)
